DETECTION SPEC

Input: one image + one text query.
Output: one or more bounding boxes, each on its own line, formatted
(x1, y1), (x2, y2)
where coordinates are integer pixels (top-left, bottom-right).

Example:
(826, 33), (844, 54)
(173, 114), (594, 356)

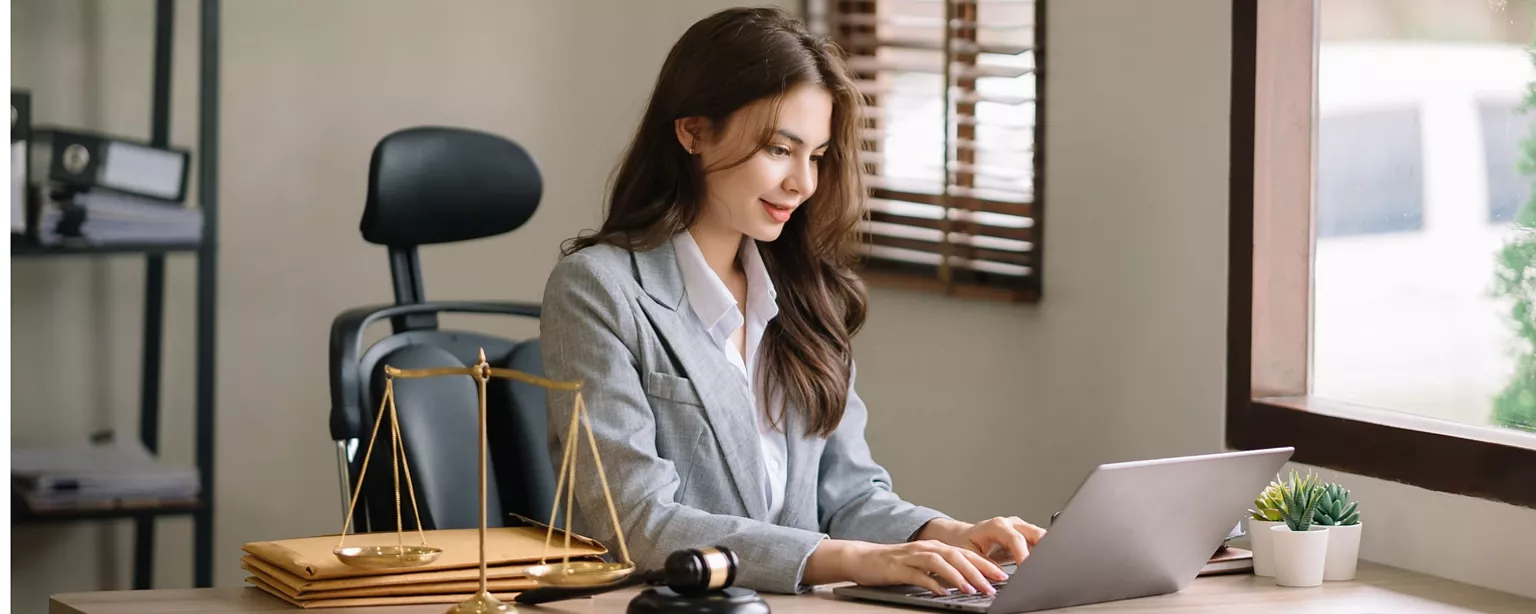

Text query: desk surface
(49, 562), (1535, 614)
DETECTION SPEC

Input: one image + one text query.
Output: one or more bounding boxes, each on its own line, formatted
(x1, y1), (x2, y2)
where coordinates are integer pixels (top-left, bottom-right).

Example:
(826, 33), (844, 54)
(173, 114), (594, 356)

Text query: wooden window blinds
(812, 0), (1043, 302)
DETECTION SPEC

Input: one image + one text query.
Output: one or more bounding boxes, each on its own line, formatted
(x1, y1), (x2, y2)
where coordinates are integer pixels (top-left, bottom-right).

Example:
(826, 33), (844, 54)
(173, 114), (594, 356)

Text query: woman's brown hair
(562, 6), (868, 437)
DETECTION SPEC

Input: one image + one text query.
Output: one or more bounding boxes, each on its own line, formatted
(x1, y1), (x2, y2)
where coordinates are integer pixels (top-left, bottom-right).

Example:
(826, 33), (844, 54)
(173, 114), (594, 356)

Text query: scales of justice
(332, 349), (633, 613)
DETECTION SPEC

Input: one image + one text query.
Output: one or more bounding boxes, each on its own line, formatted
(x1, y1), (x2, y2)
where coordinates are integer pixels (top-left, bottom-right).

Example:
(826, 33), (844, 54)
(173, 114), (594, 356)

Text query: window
(1316, 108), (1424, 238)
(1480, 100), (1535, 224)
(808, 0), (1044, 302)
(1229, 0), (1536, 508)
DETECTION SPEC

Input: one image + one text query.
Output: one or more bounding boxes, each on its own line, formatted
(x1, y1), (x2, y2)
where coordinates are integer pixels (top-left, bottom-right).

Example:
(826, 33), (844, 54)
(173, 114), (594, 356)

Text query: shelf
(11, 239), (203, 258)
(12, 496), (204, 524)
(10, 0), (220, 591)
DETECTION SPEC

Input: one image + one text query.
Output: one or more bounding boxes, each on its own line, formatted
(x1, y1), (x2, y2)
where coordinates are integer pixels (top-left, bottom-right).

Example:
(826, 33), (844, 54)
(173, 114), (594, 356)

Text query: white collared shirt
(671, 231), (789, 522)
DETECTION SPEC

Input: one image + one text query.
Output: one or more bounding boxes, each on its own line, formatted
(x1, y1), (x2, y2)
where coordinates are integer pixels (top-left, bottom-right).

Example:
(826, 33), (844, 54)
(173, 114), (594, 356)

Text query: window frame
(1227, 0), (1536, 509)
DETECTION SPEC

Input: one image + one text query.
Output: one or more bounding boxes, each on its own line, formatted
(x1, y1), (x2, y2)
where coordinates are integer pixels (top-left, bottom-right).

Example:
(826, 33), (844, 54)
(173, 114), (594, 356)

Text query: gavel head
(659, 546), (739, 596)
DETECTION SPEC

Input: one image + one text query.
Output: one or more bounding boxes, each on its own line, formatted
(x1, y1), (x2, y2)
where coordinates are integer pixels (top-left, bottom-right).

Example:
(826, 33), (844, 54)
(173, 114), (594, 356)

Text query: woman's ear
(674, 116), (708, 155)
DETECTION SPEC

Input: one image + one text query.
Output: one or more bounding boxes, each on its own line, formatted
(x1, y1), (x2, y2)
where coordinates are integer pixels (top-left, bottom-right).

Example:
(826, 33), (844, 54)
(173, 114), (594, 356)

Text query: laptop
(833, 447), (1293, 613)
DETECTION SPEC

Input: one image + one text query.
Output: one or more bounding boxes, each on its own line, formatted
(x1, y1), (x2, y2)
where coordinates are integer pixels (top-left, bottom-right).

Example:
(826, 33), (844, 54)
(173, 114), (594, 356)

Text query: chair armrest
(328, 301), (541, 441)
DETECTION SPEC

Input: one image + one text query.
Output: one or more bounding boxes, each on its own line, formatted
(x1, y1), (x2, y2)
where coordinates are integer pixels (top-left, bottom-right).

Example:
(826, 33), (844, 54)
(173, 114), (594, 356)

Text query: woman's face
(681, 83), (833, 244)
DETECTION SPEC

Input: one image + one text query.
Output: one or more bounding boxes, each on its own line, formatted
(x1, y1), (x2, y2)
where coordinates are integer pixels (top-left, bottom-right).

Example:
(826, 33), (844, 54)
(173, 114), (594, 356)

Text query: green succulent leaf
(1278, 470), (1327, 531)
(1249, 483), (1286, 521)
(1308, 482), (1361, 526)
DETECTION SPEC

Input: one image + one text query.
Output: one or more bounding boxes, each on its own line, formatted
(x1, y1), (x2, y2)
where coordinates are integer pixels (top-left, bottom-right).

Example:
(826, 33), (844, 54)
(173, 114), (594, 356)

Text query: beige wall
(9, 0), (1535, 612)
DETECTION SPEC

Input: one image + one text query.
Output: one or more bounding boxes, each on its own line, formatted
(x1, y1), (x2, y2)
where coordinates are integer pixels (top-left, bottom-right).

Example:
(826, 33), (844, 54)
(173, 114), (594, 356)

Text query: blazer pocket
(643, 371), (705, 408)
(674, 426), (708, 501)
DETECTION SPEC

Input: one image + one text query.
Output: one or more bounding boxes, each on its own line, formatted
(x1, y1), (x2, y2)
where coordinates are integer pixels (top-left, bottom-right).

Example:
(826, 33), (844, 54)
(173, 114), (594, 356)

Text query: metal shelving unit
(10, 0), (220, 590)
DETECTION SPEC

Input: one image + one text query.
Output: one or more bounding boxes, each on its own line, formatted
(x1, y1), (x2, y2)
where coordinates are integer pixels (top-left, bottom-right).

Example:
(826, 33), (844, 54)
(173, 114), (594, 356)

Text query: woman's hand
(916, 516), (1048, 565)
(803, 539), (1009, 596)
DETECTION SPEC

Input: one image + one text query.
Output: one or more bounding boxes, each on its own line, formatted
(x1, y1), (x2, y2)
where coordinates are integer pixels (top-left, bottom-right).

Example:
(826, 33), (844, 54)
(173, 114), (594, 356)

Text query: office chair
(328, 126), (557, 534)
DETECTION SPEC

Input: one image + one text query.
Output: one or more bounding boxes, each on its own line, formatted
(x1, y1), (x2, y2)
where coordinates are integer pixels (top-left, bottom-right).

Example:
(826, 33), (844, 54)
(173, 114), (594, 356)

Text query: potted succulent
(1245, 478), (1286, 577)
(1269, 469), (1330, 587)
(1312, 482), (1363, 581)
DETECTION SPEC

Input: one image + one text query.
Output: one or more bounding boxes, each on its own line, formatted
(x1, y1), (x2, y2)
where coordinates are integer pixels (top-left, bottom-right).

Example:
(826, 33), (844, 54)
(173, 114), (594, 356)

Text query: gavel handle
(513, 574), (649, 605)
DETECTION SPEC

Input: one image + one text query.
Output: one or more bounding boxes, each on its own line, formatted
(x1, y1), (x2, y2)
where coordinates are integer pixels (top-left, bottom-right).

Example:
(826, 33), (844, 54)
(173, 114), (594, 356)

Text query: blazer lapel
(631, 243), (769, 520)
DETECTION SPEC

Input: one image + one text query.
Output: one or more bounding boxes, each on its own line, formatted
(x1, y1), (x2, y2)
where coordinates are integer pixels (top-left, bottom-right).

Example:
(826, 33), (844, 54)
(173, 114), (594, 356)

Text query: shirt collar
(739, 235), (779, 309)
(671, 231), (779, 338)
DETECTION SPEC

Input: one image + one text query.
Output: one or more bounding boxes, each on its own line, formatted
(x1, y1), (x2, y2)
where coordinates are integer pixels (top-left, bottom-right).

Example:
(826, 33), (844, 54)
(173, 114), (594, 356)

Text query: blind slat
(841, 34), (1032, 56)
(859, 145), (1035, 172)
(862, 220), (1032, 256)
(859, 159), (1032, 186)
(951, 115), (1032, 130)
(863, 219), (1031, 251)
(867, 197), (1033, 236)
(864, 232), (1032, 268)
(860, 133), (1033, 156)
(845, 56), (1033, 80)
(862, 242), (1033, 277)
(869, 185), (1032, 216)
(859, 107), (1034, 131)
(853, 81), (1034, 106)
(866, 182), (1034, 212)
(868, 211), (1029, 242)
(835, 13), (1035, 32)
(867, 210), (1029, 243)
(868, 196), (1032, 227)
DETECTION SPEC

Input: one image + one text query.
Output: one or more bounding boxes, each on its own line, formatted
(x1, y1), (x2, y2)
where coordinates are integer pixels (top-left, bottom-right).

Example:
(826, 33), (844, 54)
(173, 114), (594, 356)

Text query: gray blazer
(538, 240), (948, 594)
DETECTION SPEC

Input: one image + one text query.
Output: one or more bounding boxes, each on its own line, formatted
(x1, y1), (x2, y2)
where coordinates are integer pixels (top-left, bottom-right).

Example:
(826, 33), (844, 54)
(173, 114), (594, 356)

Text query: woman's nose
(785, 160), (814, 195)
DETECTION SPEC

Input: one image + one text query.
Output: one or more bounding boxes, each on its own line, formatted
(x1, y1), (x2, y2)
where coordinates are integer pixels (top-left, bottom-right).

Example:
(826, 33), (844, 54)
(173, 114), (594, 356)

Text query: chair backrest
(330, 126), (557, 534)
(359, 125), (542, 332)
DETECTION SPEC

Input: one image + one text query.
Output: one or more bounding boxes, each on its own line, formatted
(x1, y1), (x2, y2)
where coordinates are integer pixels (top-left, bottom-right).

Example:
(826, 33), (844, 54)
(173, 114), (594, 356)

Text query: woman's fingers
(962, 548), (1010, 583)
(1000, 524), (1032, 564)
(877, 539), (1019, 596)
(900, 565), (951, 597)
(917, 551), (974, 594)
(974, 517), (1032, 565)
(1008, 516), (1047, 546)
(935, 547), (998, 594)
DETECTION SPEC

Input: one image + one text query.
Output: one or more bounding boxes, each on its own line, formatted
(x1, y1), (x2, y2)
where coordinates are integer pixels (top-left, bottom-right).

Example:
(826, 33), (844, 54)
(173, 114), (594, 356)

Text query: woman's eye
(810, 155), (823, 165)
(767, 145), (790, 157)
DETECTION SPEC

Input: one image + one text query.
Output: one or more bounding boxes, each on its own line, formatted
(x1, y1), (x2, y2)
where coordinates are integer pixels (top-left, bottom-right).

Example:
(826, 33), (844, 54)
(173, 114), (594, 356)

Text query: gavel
(513, 546), (743, 605)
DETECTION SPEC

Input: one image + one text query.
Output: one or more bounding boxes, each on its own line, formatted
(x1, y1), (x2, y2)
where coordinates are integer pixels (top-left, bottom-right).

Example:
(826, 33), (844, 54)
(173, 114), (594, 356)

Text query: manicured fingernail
(964, 584), (976, 594)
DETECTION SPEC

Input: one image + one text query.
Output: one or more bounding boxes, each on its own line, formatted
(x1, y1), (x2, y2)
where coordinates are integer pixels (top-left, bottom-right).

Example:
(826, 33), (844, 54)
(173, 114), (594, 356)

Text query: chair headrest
(360, 126), (542, 246)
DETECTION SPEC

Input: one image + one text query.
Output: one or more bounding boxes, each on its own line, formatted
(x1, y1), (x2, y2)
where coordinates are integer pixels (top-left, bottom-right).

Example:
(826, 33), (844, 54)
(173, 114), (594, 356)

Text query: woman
(539, 6), (1043, 596)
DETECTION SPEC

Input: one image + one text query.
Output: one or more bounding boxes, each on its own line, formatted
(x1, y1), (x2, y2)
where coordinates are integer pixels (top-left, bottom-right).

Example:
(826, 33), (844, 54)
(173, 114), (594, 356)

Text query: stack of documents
(36, 190), (202, 246)
(240, 522), (608, 608)
(12, 439), (200, 512)
(1200, 546), (1254, 576)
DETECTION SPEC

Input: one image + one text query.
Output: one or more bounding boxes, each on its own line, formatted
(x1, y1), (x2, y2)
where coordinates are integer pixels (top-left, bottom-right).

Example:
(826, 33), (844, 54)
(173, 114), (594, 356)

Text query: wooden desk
(49, 562), (1536, 614)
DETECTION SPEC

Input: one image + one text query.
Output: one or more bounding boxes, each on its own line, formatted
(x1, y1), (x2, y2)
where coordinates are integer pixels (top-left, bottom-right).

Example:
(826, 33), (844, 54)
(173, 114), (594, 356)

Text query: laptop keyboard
(910, 581), (1007, 605)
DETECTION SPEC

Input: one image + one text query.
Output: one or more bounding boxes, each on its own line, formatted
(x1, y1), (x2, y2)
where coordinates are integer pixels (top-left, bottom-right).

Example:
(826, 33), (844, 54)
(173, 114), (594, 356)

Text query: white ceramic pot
(1247, 519), (1282, 577)
(1270, 525), (1330, 587)
(1323, 523), (1362, 581)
